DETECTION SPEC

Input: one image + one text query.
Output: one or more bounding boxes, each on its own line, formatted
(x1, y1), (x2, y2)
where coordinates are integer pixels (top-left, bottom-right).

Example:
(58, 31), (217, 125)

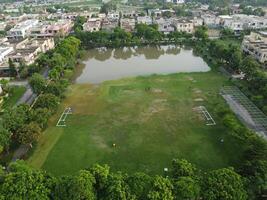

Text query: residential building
(83, 18), (101, 32)
(8, 46), (41, 65)
(7, 19), (39, 40)
(242, 31), (267, 63)
(172, 0), (185, 4)
(230, 4), (243, 14)
(46, 19), (73, 36)
(120, 18), (136, 32)
(219, 15), (267, 34)
(29, 22), (52, 38)
(101, 18), (119, 32)
(191, 17), (204, 27)
(0, 47), (13, 64)
(122, 10), (138, 18)
(148, 9), (162, 18)
(201, 13), (219, 27)
(155, 18), (174, 34)
(0, 22), (7, 32)
(137, 16), (153, 25)
(16, 38), (55, 53)
(173, 18), (194, 33)
(6, 38), (54, 66)
(107, 12), (120, 20)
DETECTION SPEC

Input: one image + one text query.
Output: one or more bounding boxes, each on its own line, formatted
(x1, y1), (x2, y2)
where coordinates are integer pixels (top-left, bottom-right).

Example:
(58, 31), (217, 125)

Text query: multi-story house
(155, 18), (175, 34)
(0, 47), (14, 64)
(173, 18), (194, 33)
(83, 18), (101, 32)
(7, 19), (39, 40)
(242, 31), (267, 64)
(46, 19), (73, 36)
(101, 18), (119, 32)
(137, 16), (153, 25)
(120, 18), (136, 32)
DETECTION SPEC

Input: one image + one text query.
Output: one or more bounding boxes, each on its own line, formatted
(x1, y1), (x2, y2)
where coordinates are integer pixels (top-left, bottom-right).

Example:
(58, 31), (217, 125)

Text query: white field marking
(56, 107), (73, 127)
(198, 106), (216, 126)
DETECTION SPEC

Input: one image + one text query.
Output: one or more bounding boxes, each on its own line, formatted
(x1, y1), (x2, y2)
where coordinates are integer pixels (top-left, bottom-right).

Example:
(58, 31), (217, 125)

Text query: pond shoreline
(74, 45), (210, 84)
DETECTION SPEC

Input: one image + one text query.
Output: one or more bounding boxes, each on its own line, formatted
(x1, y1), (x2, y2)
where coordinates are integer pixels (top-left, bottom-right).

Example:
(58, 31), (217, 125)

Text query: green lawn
(2, 86), (26, 109)
(27, 72), (245, 176)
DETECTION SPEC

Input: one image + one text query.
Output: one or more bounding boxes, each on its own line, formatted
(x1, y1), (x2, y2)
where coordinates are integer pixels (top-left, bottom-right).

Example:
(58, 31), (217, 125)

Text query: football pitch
(27, 72), (245, 176)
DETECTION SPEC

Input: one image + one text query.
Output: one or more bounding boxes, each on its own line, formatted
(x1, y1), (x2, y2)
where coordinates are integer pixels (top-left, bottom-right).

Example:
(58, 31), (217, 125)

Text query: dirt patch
(91, 135), (111, 151)
(194, 98), (204, 102)
(139, 99), (168, 122)
(193, 88), (202, 94)
(187, 76), (194, 81)
(152, 88), (163, 93)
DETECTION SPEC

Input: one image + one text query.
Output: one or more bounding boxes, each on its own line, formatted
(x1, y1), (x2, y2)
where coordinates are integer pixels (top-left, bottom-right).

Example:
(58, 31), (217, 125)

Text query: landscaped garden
(27, 71), (245, 176)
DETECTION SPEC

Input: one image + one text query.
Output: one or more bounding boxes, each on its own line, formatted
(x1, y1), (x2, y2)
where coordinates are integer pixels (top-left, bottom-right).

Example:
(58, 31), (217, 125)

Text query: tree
(194, 26), (208, 40)
(29, 73), (47, 94)
(62, 170), (97, 200)
(147, 176), (174, 200)
(89, 164), (110, 195)
(30, 108), (52, 129)
(2, 104), (31, 136)
(0, 126), (11, 153)
(171, 159), (196, 178)
(202, 168), (247, 200)
(173, 177), (200, 200)
(17, 122), (41, 145)
(8, 58), (17, 77)
(74, 16), (87, 32)
(0, 161), (55, 199)
(33, 93), (60, 112)
(126, 172), (152, 199)
(102, 173), (132, 200)
(241, 56), (260, 80)
(220, 28), (235, 38)
(45, 80), (67, 98)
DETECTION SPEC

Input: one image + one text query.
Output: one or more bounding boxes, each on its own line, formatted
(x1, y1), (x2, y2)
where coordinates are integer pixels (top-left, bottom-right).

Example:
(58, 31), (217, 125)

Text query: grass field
(27, 72), (245, 176)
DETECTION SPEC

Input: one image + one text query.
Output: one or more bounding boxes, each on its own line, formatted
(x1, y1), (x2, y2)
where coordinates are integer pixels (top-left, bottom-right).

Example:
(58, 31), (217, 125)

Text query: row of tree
(75, 22), (208, 48)
(0, 36), (81, 154)
(0, 158), (248, 200)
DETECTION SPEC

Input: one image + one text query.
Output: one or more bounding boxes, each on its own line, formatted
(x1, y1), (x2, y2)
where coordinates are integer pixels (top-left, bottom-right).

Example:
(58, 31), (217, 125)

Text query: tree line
(74, 22), (207, 48)
(0, 158), (248, 200)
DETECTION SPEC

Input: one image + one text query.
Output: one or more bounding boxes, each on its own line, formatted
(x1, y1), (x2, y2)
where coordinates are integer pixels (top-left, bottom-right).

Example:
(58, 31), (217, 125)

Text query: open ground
(27, 71), (245, 176)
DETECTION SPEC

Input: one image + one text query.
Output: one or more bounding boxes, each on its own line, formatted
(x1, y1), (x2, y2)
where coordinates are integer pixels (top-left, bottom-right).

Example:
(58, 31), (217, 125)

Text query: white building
(155, 18), (174, 34)
(201, 14), (220, 27)
(0, 47), (13, 64)
(137, 16), (153, 25)
(173, 18), (194, 33)
(7, 19), (39, 40)
(219, 14), (267, 34)
(172, 0), (185, 4)
(242, 31), (267, 63)
(107, 12), (120, 20)
(83, 18), (101, 32)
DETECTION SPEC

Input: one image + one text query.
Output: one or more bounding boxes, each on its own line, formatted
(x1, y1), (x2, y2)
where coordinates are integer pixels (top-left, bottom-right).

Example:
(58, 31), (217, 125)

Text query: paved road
(15, 68), (49, 106)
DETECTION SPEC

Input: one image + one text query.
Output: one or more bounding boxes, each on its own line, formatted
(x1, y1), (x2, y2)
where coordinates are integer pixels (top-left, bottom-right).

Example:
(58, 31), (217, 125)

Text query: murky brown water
(76, 45), (210, 83)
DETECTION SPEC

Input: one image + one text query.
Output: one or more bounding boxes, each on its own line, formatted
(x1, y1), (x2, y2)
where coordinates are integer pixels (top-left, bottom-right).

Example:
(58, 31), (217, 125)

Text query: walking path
(11, 67), (50, 161)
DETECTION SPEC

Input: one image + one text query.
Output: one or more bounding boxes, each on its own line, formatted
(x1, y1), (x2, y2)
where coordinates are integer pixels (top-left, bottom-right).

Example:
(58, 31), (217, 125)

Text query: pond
(76, 45), (210, 84)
